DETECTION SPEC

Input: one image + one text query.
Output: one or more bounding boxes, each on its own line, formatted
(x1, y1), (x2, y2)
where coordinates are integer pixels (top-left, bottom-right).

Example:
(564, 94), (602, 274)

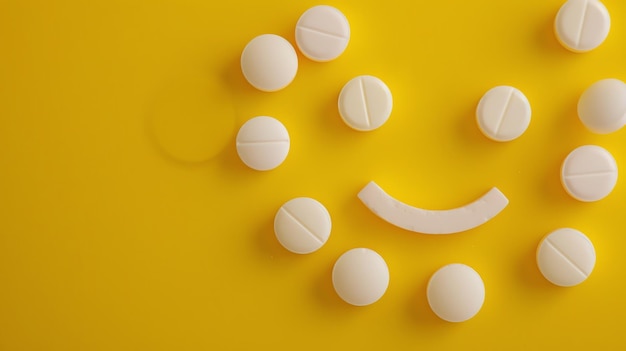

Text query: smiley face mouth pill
(561, 145), (617, 202)
(577, 78), (626, 134)
(554, 0), (610, 53)
(236, 116), (290, 171)
(240, 34), (298, 92)
(427, 263), (485, 322)
(296, 5), (350, 62)
(537, 228), (596, 287)
(338, 75), (393, 131)
(332, 248), (389, 306)
(274, 197), (331, 254)
(476, 86), (531, 142)
(357, 181), (509, 234)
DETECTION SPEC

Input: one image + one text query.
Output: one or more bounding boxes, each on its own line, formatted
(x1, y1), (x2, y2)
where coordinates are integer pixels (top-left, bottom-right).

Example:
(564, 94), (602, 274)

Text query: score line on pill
(476, 86), (531, 142)
(274, 197), (331, 254)
(236, 116), (290, 171)
(537, 228), (596, 287)
(357, 181), (509, 234)
(554, 0), (610, 53)
(561, 145), (617, 202)
(296, 5), (350, 62)
(338, 75), (392, 131)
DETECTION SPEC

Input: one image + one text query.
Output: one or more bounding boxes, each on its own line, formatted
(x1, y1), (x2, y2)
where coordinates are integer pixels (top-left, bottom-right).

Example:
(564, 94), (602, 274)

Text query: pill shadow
(310, 259), (356, 313)
(454, 98), (496, 154)
(518, 237), (554, 290)
(534, 8), (568, 57)
(254, 213), (296, 263)
(405, 274), (451, 331)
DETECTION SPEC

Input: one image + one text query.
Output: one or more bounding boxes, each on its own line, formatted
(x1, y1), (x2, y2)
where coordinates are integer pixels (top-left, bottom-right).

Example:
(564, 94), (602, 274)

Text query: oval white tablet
(274, 197), (331, 254)
(236, 116), (290, 171)
(296, 5), (350, 62)
(577, 78), (626, 134)
(537, 228), (596, 287)
(338, 75), (392, 131)
(240, 34), (298, 92)
(561, 145), (617, 202)
(332, 248), (389, 306)
(427, 264), (485, 323)
(554, 0), (610, 53)
(476, 86), (531, 142)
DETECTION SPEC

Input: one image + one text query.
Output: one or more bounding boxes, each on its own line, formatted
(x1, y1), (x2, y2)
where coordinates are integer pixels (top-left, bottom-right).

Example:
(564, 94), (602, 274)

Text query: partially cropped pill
(332, 248), (389, 306)
(240, 34), (298, 92)
(537, 228), (596, 287)
(578, 78), (626, 134)
(561, 145), (617, 202)
(427, 264), (485, 323)
(554, 0), (610, 53)
(296, 5), (350, 62)
(274, 197), (331, 254)
(476, 86), (531, 142)
(338, 75), (392, 131)
(236, 116), (290, 171)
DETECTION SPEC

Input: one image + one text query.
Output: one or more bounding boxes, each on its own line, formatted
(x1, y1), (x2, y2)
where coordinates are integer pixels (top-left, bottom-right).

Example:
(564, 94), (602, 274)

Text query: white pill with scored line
(274, 197), (331, 254)
(236, 116), (290, 171)
(561, 145), (617, 202)
(296, 5), (350, 62)
(554, 0), (610, 53)
(476, 86), (531, 142)
(338, 75), (393, 131)
(537, 228), (596, 287)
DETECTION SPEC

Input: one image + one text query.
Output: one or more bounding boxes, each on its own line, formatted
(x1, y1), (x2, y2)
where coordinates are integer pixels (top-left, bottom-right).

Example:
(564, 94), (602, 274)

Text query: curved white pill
(236, 116), (290, 171)
(357, 181), (508, 234)
(296, 5), (350, 62)
(577, 78), (626, 134)
(476, 86), (531, 142)
(561, 145), (617, 202)
(555, 0), (610, 53)
(274, 197), (331, 254)
(332, 248), (389, 306)
(338, 75), (392, 131)
(537, 228), (596, 287)
(240, 34), (298, 92)
(427, 263), (485, 322)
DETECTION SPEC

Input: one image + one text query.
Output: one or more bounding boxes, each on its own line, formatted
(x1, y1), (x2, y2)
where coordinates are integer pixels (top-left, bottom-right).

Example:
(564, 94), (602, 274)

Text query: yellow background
(1, 0), (625, 349)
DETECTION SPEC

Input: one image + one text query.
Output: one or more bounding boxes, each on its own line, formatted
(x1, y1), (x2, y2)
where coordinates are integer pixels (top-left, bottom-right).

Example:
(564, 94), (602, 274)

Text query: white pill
(554, 0), (610, 53)
(577, 78), (626, 134)
(537, 228), (596, 287)
(240, 34), (298, 92)
(236, 116), (290, 171)
(274, 197), (331, 254)
(338, 75), (392, 131)
(476, 86), (531, 142)
(427, 263), (485, 323)
(295, 5), (350, 62)
(332, 248), (389, 306)
(561, 145), (617, 202)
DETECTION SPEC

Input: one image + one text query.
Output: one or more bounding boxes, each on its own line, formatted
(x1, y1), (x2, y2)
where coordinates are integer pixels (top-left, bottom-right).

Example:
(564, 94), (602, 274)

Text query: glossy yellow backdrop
(1, 0), (625, 349)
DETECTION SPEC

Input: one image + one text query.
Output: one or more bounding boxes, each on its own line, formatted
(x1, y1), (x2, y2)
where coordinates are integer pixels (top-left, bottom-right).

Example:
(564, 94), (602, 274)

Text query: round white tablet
(427, 263), (485, 323)
(561, 145), (617, 202)
(578, 78), (626, 134)
(338, 75), (392, 131)
(554, 0), (610, 53)
(274, 197), (331, 254)
(332, 248), (389, 306)
(476, 86), (531, 142)
(295, 5), (350, 62)
(240, 34), (298, 92)
(537, 228), (596, 287)
(236, 116), (290, 171)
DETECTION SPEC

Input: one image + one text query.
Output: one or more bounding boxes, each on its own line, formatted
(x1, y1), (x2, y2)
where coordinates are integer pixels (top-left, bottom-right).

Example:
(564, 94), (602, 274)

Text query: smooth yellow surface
(1, 0), (625, 349)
